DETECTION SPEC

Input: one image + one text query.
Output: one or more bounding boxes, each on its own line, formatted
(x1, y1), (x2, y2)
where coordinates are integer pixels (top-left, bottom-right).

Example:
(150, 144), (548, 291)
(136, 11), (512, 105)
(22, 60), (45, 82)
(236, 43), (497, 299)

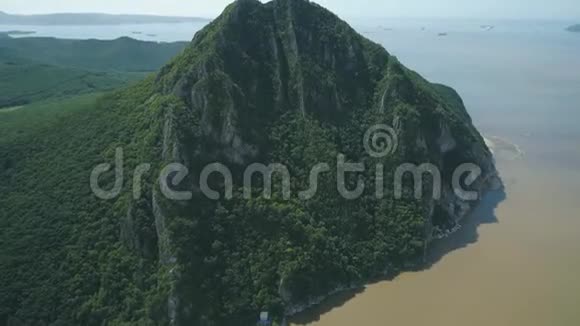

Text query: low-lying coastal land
(0, 30), (36, 36)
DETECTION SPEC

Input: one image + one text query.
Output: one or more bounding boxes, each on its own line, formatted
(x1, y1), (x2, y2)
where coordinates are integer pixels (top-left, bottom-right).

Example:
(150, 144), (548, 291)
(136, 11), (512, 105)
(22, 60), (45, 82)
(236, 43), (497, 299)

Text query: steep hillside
(0, 0), (498, 325)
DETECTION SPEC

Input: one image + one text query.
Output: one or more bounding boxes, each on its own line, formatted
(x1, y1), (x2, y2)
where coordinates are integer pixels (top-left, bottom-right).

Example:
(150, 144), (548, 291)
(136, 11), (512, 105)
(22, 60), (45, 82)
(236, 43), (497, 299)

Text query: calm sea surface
(3, 17), (579, 326)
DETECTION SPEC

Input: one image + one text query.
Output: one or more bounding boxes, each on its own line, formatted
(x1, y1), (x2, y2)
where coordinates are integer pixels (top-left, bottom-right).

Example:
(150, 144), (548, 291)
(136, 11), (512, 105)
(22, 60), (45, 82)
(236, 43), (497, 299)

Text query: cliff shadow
(290, 187), (507, 325)
(424, 187), (506, 268)
(289, 287), (365, 325)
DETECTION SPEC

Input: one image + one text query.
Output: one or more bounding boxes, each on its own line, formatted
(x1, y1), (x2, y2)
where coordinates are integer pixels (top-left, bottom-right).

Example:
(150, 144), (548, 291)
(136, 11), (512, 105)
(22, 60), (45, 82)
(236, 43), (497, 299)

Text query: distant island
(0, 11), (209, 25)
(0, 30), (36, 36)
(566, 24), (580, 32)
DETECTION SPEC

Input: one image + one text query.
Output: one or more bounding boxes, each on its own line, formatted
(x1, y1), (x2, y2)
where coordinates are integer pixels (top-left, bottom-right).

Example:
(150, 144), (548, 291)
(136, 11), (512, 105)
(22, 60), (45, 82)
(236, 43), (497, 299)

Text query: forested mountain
(0, 0), (497, 325)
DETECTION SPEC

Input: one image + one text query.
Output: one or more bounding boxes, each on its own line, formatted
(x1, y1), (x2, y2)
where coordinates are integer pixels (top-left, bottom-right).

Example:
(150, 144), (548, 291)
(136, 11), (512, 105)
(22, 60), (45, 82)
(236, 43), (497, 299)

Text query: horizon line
(0, 10), (578, 23)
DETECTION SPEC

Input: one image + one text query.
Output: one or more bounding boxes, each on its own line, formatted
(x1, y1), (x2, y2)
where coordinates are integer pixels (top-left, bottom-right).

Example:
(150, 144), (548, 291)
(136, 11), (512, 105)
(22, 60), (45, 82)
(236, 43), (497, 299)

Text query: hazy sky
(1, 0), (579, 20)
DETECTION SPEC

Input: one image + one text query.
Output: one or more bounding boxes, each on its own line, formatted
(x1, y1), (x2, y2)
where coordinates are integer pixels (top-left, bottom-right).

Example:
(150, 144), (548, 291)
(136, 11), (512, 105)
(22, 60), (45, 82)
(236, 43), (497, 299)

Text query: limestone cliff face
(155, 0), (391, 163)
(137, 0), (498, 324)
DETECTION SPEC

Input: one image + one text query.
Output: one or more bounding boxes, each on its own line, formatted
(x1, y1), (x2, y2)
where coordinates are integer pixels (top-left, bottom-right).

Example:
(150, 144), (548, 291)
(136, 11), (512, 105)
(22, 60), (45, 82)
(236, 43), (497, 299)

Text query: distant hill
(0, 36), (188, 72)
(566, 24), (580, 32)
(0, 11), (209, 25)
(0, 35), (188, 107)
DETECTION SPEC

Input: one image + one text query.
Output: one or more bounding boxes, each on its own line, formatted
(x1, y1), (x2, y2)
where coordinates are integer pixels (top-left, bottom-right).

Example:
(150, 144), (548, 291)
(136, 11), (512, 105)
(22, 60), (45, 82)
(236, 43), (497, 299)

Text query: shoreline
(289, 185), (505, 325)
(484, 135), (524, 159)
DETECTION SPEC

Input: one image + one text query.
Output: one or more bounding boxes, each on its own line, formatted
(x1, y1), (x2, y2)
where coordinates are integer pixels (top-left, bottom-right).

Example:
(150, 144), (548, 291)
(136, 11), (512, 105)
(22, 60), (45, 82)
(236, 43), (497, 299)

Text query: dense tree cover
(0, 82), (171, 325)
(0, 36), (188, 72)
(172, 109), (429, 324)
(0, 0), (493, 325)
(0, 36), (189, 108)
(0, 59), (145, 108)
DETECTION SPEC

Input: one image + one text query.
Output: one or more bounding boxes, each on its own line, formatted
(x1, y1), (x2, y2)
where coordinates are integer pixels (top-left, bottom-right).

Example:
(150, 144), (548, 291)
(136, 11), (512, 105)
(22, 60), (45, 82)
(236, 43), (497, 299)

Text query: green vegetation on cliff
(0, 0), (495, 325)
